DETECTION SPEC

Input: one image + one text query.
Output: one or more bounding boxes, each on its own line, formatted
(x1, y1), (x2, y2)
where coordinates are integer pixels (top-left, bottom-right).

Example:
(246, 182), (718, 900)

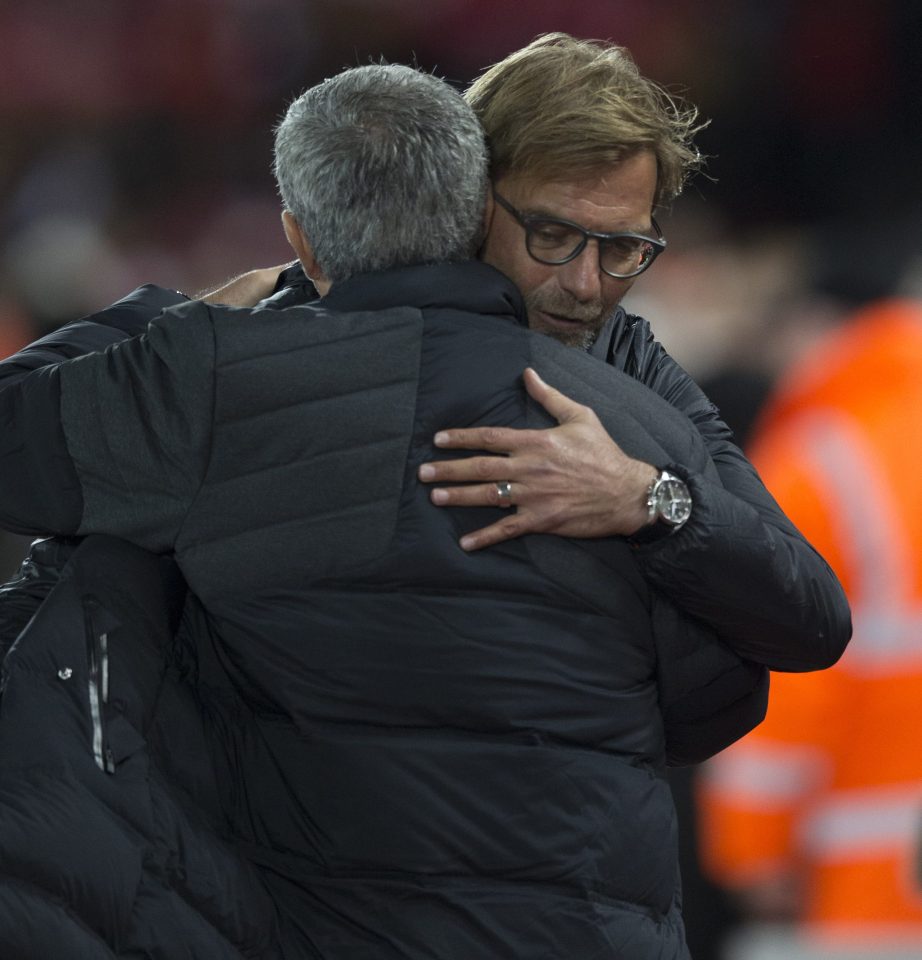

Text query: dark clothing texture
(588, 310), (850, 672)
(0, 536), (280, 959)
(0, 266), (850, 670)
(272, 263), (852, 672)
(0, 261), (848, 958)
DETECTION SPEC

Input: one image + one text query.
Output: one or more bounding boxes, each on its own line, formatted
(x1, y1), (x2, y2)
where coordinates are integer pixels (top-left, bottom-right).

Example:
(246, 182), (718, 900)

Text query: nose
(556, 241), (604, 303)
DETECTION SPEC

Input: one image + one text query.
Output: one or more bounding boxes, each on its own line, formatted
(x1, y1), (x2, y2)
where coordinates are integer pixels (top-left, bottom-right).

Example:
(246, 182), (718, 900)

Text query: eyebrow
(522, 207), (655, 237)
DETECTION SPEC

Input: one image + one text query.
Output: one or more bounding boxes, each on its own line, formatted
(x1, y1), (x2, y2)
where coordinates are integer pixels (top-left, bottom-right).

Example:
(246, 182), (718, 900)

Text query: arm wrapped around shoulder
(0, 364), (84, 538)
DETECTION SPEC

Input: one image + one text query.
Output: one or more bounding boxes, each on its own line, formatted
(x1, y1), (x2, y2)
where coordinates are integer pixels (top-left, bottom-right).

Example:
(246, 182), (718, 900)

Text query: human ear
(282, 210), (330, 293)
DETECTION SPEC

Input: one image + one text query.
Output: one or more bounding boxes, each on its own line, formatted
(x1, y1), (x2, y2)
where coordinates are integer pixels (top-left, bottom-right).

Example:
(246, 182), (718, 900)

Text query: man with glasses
(488, 189), (666, 349)
(413, 33), (849, 675)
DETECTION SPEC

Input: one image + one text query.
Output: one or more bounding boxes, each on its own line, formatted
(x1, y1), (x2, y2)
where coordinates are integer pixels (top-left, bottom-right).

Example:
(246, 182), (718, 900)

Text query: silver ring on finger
(495, 480), (513, 506)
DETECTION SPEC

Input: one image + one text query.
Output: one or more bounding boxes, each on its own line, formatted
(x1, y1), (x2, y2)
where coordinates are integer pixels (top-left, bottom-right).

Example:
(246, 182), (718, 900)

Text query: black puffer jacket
(0, 261), (778, 958)
(0, 535), (282, 959)
(0, 265), (850, 672)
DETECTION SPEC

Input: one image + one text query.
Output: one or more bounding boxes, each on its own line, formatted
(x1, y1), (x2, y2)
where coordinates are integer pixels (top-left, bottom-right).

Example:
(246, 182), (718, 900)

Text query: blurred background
(2, 2), (922, 958)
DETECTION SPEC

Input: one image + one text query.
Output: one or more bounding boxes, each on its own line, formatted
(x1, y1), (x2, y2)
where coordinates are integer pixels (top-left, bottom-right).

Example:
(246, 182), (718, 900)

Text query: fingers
(426, 367), (587, 456)
(523, 367), (587, 425)
(459, 516), (527, 552)
(419, 454), (514, 484)
(422, 476), (526, 550)
(199, 267), (285, 307)
(430, 481), (517, 509)
(432, 425), (536, 453)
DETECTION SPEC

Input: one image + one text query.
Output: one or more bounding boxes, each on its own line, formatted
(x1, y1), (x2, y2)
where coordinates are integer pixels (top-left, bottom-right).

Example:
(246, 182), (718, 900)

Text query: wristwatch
(645, 469), (692, 532)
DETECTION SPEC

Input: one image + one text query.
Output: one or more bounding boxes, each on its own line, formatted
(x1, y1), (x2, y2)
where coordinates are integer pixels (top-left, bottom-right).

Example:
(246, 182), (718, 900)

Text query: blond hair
(464, 33), (705, 208)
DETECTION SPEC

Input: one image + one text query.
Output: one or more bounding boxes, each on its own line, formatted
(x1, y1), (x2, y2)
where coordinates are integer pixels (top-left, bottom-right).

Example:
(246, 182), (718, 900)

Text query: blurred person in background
(697, 230), (922, 958)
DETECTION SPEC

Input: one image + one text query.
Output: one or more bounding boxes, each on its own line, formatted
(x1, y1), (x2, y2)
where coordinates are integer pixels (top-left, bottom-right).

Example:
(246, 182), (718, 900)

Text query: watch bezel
(649, 470), (692, 529)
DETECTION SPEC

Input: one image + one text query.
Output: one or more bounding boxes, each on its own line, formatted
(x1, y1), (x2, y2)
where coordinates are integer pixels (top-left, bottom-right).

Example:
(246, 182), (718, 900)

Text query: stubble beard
(523, 287), (609, 351)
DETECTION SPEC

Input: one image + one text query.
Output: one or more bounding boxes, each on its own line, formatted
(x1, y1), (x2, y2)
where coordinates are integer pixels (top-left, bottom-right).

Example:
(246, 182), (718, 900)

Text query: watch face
(656, 477), (693, 526)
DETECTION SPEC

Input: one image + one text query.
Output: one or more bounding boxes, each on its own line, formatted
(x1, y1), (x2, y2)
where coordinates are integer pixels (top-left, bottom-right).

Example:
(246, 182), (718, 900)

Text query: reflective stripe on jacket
(698, 299), (922, 935)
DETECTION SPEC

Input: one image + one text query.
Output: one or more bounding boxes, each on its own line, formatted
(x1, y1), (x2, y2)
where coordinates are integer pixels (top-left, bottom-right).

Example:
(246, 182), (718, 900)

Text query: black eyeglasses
(493, 191), (666, 279)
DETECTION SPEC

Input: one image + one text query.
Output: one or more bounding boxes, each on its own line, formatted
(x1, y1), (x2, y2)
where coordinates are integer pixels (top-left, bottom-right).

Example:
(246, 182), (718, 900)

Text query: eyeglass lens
(525, 220), (656, 277)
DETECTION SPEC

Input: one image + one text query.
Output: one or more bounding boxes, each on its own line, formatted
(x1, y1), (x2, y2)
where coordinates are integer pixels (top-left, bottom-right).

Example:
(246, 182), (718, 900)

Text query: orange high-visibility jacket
(698, 299), (922, 938)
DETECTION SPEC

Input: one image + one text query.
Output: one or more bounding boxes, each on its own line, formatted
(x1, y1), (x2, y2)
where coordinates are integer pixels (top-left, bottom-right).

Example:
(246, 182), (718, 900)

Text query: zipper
(84, 600), (115, 774)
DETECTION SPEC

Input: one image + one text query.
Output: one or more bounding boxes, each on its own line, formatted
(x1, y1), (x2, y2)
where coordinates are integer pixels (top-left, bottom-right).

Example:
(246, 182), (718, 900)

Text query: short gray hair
(274, 64), (489, 284)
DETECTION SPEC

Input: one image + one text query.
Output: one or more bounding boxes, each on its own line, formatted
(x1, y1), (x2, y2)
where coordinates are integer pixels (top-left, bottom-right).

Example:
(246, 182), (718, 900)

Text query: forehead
(496, 151), (658, 231)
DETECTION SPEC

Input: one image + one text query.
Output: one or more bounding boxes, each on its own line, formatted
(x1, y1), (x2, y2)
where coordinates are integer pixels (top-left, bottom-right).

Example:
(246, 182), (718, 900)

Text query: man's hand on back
(418, 367), (657, 551)
(195, 262), (298, 307)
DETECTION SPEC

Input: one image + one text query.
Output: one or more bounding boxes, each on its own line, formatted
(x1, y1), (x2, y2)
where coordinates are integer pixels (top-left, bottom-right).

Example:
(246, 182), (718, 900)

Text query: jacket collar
(321, 261), (528, 328)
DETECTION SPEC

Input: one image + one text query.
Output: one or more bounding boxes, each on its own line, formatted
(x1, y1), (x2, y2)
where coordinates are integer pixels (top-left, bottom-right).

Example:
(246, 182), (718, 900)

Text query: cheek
(601, 276), (633, 312)
(507, 247), (559, 297)
(507, 260), (558, 302)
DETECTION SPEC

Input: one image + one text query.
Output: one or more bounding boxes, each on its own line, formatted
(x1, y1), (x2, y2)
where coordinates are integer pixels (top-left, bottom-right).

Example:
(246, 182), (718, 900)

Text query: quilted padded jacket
(0, 261), (847, 957)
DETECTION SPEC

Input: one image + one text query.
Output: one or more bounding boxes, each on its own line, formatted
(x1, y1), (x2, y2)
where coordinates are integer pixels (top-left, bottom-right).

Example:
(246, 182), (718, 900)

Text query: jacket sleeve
(654, 594), (769, 766)
(612, 316), (851, 672)
(0, 285), (190, 639)
(0, 301), (215, 553)
(0, 285), (189, 388)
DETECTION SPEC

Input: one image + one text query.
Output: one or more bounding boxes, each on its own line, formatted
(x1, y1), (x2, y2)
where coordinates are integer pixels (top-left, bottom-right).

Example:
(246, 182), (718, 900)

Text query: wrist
(631, 462), (660, 533)
(630, 465), (693, 544)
